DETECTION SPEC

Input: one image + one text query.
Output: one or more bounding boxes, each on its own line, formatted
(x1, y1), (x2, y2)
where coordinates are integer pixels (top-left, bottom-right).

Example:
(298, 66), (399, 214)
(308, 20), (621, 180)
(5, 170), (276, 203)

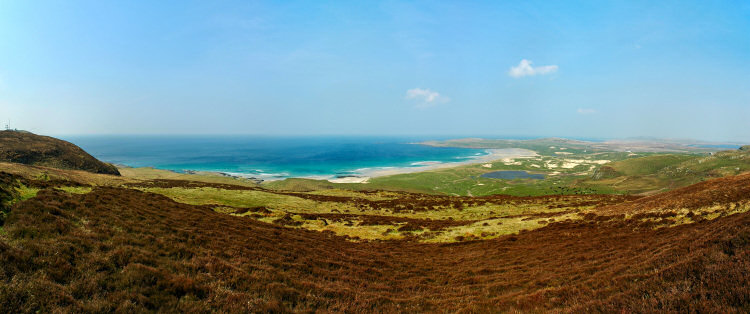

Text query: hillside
(579, 148), (750, 194)
(0, 131), (119, 175)
(599, 171), (750, 216)
(0, 168), (749, 311)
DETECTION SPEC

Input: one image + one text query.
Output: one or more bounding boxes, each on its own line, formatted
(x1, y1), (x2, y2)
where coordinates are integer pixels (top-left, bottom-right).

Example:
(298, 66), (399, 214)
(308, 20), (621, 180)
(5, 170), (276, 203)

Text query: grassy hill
(0, 130), (119, 175)
(578, 149), (750, 194)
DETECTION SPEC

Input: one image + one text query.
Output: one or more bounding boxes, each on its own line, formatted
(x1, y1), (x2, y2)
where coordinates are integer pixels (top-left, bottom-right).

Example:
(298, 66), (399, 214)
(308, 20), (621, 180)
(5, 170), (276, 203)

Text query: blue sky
(0, 1), (748, 141)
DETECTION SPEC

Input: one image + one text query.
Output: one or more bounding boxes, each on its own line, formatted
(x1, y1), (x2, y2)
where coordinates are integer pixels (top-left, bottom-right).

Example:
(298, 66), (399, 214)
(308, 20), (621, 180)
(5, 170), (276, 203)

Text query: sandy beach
(327, 148), (538, 183)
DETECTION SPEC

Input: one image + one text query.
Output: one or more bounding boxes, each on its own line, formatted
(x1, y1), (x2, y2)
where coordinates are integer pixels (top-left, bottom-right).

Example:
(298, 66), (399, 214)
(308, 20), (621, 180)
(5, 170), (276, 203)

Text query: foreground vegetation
(1, 169), (749, 312)
(129, 180), (634, 242)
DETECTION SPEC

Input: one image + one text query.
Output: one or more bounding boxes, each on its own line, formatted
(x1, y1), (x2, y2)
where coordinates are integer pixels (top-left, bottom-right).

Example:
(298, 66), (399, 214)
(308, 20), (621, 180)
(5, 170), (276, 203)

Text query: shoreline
(327, 148), (538, 183)
(118, 148), (539, 184)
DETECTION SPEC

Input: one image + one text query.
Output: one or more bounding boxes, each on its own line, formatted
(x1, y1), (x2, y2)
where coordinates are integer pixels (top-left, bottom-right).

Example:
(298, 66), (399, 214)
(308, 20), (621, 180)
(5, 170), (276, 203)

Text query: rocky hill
(0, 130), (119, 175)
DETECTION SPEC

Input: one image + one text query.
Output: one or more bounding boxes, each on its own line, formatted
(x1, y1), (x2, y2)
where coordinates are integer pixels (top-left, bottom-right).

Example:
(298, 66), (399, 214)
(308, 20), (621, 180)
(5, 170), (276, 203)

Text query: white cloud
(405, 88), (449, 108)
(508, 59), (558, 78)
(577, 108), (596, 114)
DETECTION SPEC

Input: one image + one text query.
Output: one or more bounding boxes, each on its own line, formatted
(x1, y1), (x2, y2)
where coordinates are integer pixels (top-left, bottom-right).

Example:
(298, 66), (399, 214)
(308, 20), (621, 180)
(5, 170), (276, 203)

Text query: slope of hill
(0, 170), (748, 312)
(580, 149), (750, 194)
(599, 171), (750, 216)
(0, 131), (119, 175)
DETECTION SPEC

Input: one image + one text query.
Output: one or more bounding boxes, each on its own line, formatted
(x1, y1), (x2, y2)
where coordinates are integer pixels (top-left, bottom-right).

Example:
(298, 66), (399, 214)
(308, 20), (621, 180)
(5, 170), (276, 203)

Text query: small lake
(480, 170), (545, 180)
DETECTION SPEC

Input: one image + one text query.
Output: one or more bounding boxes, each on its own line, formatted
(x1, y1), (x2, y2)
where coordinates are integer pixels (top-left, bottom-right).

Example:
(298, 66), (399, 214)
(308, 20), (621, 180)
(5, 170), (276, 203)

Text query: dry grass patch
(118, 167), (259, 187)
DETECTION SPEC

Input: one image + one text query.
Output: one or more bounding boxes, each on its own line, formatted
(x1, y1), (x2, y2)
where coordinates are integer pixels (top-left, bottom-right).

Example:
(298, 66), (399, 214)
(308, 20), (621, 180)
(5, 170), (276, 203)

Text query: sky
(0, 0), (748, 141)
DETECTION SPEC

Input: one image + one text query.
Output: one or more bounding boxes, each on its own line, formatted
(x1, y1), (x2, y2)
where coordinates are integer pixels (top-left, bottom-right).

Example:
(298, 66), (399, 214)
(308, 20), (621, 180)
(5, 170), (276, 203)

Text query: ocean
(62, 135), (489, 180)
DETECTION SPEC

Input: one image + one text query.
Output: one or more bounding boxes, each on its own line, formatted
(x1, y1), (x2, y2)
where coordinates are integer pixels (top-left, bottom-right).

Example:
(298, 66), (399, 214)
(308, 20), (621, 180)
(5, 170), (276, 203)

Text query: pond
(480, 170), (545, 180)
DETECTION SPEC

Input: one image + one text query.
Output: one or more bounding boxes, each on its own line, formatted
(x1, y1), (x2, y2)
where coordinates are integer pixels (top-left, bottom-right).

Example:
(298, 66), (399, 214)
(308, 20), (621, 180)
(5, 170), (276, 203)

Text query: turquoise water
(62, 136), (489, 180)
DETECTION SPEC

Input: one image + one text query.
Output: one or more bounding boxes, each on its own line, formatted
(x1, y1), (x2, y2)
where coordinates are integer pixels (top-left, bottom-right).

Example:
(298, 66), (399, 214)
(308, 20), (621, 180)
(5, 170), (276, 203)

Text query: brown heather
(0, 171), (749, 312)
